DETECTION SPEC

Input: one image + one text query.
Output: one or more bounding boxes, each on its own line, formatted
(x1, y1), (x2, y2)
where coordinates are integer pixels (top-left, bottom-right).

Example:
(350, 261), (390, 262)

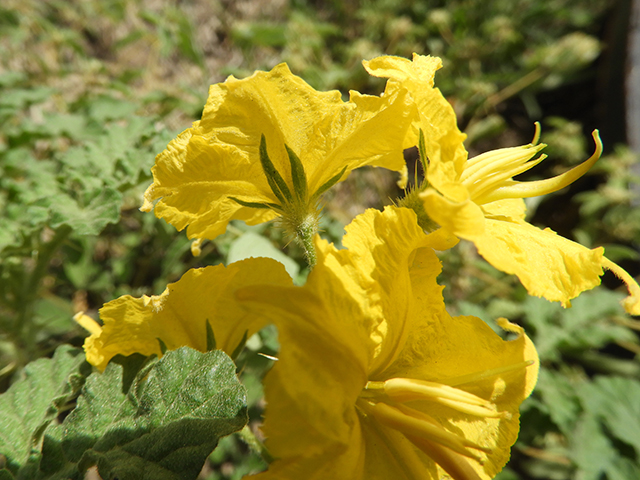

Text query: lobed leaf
(48, 188), (123, 236)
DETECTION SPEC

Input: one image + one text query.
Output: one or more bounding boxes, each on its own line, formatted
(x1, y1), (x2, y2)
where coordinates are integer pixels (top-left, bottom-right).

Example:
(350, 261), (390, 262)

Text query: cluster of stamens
(356, 361), (534, 480)
(462, 125), (602, 206)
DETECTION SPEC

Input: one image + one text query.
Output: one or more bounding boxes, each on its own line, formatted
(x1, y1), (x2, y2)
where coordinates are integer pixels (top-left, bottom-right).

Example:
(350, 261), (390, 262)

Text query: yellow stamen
(475, 129), (602, 205)
(467, 152), (548, 201)
(383, 378), (489, 406)
(365, 400), (490, 461)
(367, 377), (509, 418)
(358, 404), (433, 479)
(394, 403), (493, 455)
(73, 312), (102, 336)
(432, 397), (505, 418)
(602, 257), (640, 315)
(407, 434), (483, 480)
(531, 121), (542, 145)
(461, 144), (546, 188)
(380, 378), (503, 417)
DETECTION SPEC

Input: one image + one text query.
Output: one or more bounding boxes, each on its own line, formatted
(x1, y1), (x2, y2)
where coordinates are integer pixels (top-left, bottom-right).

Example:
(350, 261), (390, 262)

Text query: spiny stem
(296, 217), (317, 269)
(238, 425), (274, 464)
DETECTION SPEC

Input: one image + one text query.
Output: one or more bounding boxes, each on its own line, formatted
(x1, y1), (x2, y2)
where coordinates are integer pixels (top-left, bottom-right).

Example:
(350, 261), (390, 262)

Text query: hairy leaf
(48, 188), (123, 236)
(0, 346), (89, 477)
(41, 347), (247, 480)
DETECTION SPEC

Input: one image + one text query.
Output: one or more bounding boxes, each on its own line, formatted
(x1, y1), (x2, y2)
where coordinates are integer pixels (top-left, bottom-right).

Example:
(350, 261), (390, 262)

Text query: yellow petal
(74, 312), (101, 336)
(311, 206), (445, 373)
(419, 188), (486, 239)
(83, 258), (292, 370)
(470, 218), (604, 306)
(384, 307), (538, 479)
(235, 207), (443, 469)
(601, 257), (640, 315)
(236, 285), (369, 460)
(144, 63), (414, 241)
(481, 198), (527, 222)
(238, 205), (537, 479)
(249, 429), (365, 480)
(143, 130), (279, 240)
(365, 53), (468, 194)
(364, 53), (441, 86)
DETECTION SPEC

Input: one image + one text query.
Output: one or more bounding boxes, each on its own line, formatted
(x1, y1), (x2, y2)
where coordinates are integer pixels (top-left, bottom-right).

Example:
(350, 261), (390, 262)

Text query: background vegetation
(1, 0), (639, 478)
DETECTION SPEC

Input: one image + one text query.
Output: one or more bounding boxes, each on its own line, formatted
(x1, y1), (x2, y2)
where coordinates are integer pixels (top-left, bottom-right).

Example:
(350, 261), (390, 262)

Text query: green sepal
(259, 135), (293, 205)
(312, 165), (348, 200)
(285, 144), (308, 202)
(418, 128), (429, 176)
(231, 330), (249, 361)
(206, 320), (216, 352)
(157, 337), (168, 355)
(229, 196), (283, 211)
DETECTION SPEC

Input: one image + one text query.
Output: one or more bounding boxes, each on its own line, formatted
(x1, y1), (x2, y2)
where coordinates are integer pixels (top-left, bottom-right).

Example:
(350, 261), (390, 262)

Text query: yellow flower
(141, 63), (414, 264)
(364, 53), (640, 314)
(237, 206), (539, 480)
(79, 258), (293, 370)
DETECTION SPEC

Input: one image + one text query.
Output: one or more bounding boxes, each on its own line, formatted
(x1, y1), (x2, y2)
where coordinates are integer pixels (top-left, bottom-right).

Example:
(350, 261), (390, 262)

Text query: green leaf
(0, 346), (89, 477)
(59, 117), (160, 192)
(0, 217), (22, 252)
(108, 353), (153, 395)
(87, 96), (138, 123)
(578, 376), (640, 455)
(231, 22), (287, 48)
(48, 188), (123, 236)
(523, 290), (633, 362)
(534, 368), (582, 435)
(259, 135), (292, 205)
(284, 144), (307, 202)
(1, 149), (60, 205)
(42, 347), (247, 480)
(569, 415), (615, 480)
(606, 456), (640, 480)
(32, 296), (75, 341)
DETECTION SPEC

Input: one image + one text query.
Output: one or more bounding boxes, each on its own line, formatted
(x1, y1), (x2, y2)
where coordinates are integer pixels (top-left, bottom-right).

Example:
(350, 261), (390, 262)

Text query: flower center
(356, 360), (534, 480)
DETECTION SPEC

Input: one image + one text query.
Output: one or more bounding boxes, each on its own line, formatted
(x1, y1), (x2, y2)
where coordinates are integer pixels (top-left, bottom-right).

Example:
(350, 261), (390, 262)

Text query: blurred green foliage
(1, 0), (639, 478)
